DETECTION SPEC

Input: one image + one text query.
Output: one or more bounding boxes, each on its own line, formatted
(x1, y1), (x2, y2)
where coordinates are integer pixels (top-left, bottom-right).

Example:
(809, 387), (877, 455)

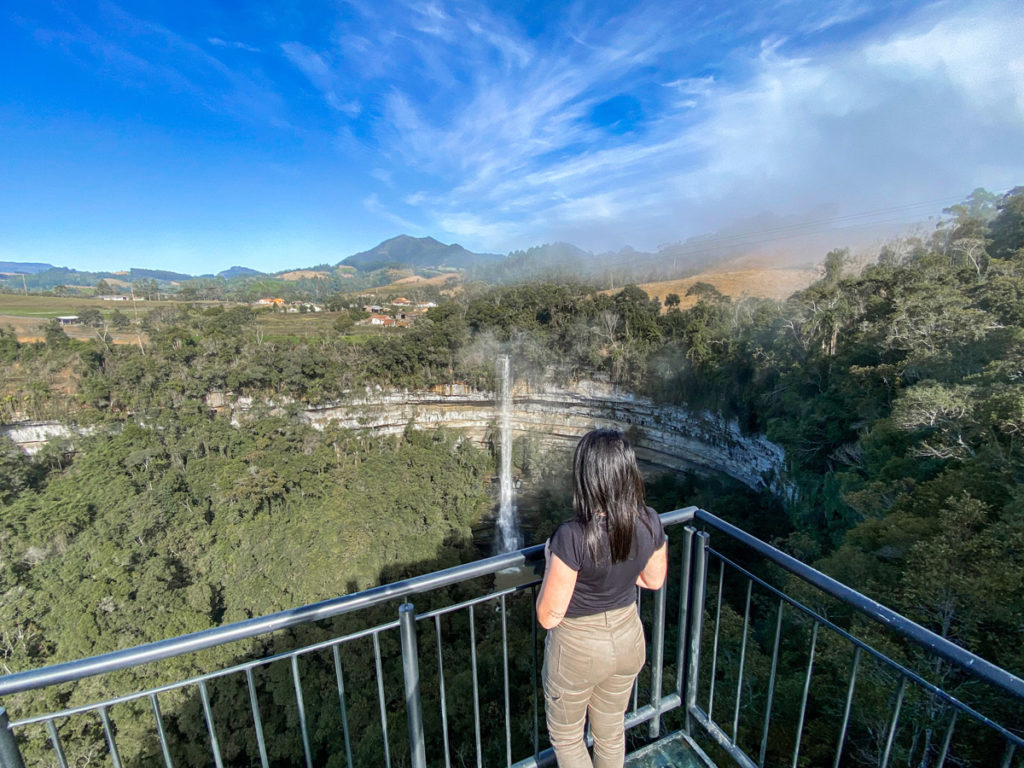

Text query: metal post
(676, 527), (695, 704)
(0, 708), (26, 768)
(686, 531), (710, 733)
(399, 603), (427, 768)
(648, 582), (667, 739)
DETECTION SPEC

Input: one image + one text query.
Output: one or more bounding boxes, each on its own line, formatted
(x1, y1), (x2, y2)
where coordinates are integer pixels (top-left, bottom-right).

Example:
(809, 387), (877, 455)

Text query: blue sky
(2, 0), (1023, 274)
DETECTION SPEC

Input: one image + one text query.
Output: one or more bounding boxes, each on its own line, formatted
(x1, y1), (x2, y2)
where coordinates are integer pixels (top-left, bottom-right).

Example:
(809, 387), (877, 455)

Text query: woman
(536, 429), (668, 768)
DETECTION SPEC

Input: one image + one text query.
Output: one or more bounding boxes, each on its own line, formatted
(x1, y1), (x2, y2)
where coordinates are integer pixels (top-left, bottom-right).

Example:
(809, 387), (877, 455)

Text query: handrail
(0, 506), (700, 697)
(0, 545), (541, 697)
(3, 503), (1019, 704)
(693, 508), (1024, 701)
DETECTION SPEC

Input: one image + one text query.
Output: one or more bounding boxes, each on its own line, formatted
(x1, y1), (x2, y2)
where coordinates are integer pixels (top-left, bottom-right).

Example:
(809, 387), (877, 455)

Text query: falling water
(496, 355), (521, 552)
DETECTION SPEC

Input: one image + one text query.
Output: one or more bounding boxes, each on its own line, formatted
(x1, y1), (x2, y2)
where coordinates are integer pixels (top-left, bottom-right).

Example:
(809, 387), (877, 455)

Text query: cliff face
(232, 379), (789, 495)
(3, 380), (790, 495)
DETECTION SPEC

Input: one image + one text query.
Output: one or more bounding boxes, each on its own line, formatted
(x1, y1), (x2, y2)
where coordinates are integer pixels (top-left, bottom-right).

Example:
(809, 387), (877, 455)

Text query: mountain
(0, 261), (56, 275)
(218, 266), (265, 279)
(341, 235), (501, 271)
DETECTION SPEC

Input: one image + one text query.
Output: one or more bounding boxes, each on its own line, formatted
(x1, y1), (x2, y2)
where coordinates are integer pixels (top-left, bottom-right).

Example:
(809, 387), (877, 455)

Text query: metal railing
(1, 507), (1022, 768)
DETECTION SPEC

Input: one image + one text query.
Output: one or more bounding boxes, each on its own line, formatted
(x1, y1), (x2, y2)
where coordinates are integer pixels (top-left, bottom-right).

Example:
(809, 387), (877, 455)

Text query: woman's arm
(636, 542), (668, 590)
(536, 547), (578, 629)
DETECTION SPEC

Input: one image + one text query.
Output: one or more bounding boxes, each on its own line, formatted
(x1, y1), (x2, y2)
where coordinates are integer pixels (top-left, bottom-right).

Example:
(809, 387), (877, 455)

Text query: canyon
(3, 378), (790, 497)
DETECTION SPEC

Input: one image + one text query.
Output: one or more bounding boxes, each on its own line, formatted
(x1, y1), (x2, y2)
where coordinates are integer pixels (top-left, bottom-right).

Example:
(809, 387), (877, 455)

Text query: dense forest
(1, 187), (1023, 765)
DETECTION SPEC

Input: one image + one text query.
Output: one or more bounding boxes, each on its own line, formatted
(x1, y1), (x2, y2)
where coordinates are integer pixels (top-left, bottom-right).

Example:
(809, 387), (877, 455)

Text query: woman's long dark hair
(572, 429), (650, 564)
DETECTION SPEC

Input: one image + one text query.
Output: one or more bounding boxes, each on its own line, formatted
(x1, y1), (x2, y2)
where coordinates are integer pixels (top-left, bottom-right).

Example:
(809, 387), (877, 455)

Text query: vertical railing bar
(0, 707), (27, 768)
(45, 720), (69, 768)
(686, 531), (710, 736)
(1000, 742), (1015, 768)
(880, 676), (908, 768)
(732, 579), (753, 743)
(758, 598), (784, 768)
(632, 586), (640, 714)
(197, 680), (224, 768)
(676, 527), (695, 702)
(531, 584), (540, 760)
(648, 580), (667, 739)
(244, 669), (269, 768)
(501, 594), (513, 767)
(150, 693), (175, 768)
(399, 603), (426, 768)
(374, 632), (392, 768)
(832, 645), (862, 768)
(935, 708), (957, 768)
(434, 615), (452, 768)
(290, 656), (314, 768)
(708, 558), (725, 719)
(332, 645), (354, 768)
(99, 706), (124, 768)
(791, 621), (819, 768)
(469, 604), (482, 768)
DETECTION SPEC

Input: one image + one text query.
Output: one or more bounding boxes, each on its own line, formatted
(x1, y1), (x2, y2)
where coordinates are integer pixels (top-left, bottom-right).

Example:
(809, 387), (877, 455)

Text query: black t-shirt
(549, 506), (666, 618)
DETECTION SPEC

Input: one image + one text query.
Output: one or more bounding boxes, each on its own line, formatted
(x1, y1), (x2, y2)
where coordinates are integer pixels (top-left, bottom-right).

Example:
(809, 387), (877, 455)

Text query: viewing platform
(1, 508), (1022, 767)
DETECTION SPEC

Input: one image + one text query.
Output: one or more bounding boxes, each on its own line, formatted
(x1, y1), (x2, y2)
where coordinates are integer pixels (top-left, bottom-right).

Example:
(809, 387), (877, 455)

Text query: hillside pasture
(631, 267), (819, 309)
(0, 294), (168, 344)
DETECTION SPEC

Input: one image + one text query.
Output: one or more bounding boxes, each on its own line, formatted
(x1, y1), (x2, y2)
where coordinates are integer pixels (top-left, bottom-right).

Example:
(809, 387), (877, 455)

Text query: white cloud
(383, 0), (1024, 253)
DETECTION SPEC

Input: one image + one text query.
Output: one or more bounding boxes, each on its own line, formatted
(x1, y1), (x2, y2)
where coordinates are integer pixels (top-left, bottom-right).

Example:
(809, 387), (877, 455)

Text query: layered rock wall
(256, 379), (788, 494)
(4, 380), (789, 495)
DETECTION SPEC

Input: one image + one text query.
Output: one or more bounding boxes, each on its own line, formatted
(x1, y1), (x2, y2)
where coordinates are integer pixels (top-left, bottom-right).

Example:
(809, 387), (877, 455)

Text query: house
(392, 297), (412, 306)
(56, 316), (79, 325)
(255, 298), (286, 307)
(98, 295), (129, 301)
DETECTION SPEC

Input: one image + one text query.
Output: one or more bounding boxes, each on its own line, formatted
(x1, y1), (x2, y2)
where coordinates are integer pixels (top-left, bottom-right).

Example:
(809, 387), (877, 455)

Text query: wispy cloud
(364, 193), (420, 231)
(362, 0), (1024, 252)
(26, 2), (287, 125)
(208, 37), (261, 53)
(281, 42), (362, 117)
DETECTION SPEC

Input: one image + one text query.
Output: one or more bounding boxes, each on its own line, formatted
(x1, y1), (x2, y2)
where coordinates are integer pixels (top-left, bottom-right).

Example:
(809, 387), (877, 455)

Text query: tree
(111, 309), (131, 329)
(988, 187), (1024, 260)
(822, 247), (850, 285)
(95, 279), (113, 295)
(664, 293), (681, 309)
(44, 319), (68, 347)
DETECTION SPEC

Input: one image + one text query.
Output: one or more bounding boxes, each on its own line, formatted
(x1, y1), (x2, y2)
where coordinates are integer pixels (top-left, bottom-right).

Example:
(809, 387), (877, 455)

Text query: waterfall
(496, 355), (521, 552)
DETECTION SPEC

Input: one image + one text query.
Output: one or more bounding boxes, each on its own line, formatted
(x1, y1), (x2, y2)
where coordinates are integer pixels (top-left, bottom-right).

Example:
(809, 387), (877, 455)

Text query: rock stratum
(4, 379), (789, 496)
(230, 378), (789, 495)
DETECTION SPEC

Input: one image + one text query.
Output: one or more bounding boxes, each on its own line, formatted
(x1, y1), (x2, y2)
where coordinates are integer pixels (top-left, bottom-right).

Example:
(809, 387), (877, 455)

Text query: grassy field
(620, 267), (820, 310)
(0, 293), (172, 317)
(0, 294), (170, 343)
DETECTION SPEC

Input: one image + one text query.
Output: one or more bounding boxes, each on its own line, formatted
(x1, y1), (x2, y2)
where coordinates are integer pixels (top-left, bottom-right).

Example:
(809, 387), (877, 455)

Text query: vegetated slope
(342, 234), (500, 270)
(217, 266), (265, 279)
(1, 187), (1022, 767)
(0, 261), (56, 275)
(276, 269), (332, 281)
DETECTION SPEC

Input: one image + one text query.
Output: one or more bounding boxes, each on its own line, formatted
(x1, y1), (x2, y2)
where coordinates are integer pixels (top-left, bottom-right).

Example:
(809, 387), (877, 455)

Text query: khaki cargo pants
(542, 604), (646, 768)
